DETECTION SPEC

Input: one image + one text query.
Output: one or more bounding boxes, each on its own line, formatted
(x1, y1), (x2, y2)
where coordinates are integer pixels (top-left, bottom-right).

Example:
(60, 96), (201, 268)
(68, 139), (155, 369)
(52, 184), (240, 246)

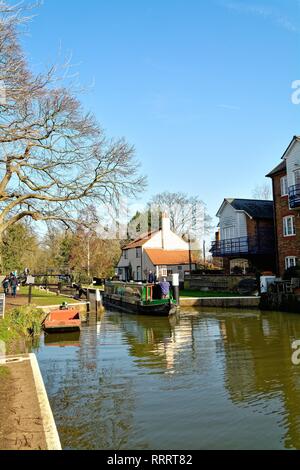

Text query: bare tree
(0, 2), (146, 259)
(148, 191), (213, 239)
(252, 182), (272, 201)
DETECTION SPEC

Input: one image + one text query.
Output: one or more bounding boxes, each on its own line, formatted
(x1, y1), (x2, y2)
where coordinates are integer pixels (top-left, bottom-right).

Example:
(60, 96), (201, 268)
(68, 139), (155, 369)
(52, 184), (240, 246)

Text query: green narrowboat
(103, 281), (178, 316)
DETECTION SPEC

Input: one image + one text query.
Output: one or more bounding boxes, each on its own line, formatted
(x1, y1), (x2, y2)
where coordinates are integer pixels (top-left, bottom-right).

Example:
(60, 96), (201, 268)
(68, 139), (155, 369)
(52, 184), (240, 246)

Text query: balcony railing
(211, 234), (274, 258)
(289, 184), (300, 209)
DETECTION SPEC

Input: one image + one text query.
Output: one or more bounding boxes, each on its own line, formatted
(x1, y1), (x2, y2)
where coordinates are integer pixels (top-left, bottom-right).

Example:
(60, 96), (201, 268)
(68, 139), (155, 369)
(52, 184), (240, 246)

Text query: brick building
(211, 199), (275, 275)
(267, 136), (300, 277)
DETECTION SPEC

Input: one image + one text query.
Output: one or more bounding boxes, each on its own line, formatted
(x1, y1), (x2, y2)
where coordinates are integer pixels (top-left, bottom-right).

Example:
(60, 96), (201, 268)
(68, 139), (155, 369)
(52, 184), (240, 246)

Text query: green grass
(83, 284), (104, 291)
(180, 290), (242, 298)
(32, 296), (79, 306)
(18, 286), (79, 306)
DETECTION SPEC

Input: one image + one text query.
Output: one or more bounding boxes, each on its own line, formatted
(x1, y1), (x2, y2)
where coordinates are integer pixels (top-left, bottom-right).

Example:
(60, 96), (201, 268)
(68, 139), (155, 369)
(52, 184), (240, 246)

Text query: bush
(0, 306), (43, 345)
(283, 267), (300, 281)
(232, 266), (243, 276)
(237, 278), (258, 296)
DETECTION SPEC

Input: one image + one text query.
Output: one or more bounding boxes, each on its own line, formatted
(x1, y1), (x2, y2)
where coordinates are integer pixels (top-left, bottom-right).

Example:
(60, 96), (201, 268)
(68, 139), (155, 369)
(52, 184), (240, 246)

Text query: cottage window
(280, 176), (288, 196)
(124, 251), (128, 260)
(285, 257), (297, 270)
(283, 216), (296, 237)
(159, 266), (168, 278)
(136, 248), (141, 258)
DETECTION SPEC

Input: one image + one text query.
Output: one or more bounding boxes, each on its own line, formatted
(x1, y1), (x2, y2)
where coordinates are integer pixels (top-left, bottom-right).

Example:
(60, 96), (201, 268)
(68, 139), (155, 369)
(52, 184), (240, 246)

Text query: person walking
(10, 274), (18, 298)
(2, 275), (10, 295)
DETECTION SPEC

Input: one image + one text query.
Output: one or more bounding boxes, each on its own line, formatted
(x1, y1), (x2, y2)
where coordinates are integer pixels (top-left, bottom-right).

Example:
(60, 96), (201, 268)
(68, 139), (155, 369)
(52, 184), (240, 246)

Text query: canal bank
(0, 354), (61, 450)
(180, 296), (260, 309)
(260, 292), (300, 313)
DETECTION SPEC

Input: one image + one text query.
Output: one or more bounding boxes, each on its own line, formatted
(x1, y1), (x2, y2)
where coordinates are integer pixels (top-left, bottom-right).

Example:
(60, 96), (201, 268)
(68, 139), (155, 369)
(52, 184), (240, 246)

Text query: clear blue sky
(22, 0), (300, 223)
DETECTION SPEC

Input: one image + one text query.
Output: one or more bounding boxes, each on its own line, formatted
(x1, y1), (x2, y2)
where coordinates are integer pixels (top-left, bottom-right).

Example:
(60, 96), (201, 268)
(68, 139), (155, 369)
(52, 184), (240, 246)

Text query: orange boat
(44, 306), (81, 334)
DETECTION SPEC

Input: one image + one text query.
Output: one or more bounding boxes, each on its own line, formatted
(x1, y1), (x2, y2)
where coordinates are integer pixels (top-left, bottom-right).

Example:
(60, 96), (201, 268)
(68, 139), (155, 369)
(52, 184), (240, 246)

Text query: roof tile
(145, 249), (196, 266)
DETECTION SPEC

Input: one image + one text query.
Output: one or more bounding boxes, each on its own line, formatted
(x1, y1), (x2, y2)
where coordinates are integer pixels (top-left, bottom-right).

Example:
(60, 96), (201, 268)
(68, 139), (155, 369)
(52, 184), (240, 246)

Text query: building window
(136, 248), (141, 258)
(230, 259), (249, 275)
(178, 266), (183, 271)
(136, 266), (141, 281)
(124, 251), (128, 260)
(294, 169), (300, 186)
(283, 216), (296, 237)
(280, 176), (288, 196)
(285, 257), (297, 270)
(222, 226), (235, 240)
(159, 266), (168, 278)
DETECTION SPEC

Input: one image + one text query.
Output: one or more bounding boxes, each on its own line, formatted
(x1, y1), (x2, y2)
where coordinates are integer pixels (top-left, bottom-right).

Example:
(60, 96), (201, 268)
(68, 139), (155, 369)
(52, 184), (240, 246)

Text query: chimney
(161, 213), (170, 249)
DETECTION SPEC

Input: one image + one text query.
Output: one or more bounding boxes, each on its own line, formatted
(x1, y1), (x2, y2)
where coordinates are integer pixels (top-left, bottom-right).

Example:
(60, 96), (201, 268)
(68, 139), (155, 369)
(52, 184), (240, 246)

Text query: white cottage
(117, 215), (197, 282)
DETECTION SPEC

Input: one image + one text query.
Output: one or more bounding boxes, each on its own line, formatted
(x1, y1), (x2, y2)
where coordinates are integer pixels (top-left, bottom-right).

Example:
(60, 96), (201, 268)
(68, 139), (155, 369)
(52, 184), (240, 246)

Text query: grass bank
(0, 306), (44, 347)
(12, 286), (79, 307)
(180, 290), (242, 298)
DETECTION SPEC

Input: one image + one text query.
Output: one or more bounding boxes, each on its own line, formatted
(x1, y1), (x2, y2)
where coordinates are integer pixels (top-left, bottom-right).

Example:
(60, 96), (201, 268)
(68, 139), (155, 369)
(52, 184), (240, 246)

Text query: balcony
(211, 234), (274, 258)
(289, 184), (300, 209)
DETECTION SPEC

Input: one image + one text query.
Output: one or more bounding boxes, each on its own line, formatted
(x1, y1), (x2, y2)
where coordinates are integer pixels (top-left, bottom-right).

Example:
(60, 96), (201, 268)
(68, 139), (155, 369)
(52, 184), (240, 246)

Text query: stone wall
(185, 275), (256, 292)
(260, 293), (300, 313)
(181, 297), (260, 309)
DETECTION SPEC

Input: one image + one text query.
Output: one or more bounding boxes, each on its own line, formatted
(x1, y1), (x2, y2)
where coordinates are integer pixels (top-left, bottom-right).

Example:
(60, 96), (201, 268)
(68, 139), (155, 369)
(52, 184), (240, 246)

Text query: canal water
(34, 309), (300, 450)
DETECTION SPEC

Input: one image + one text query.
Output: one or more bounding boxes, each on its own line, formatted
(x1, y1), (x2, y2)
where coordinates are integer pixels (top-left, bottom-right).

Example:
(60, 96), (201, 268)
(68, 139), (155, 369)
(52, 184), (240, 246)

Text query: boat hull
(44, 322), (81, 334)
(103, 295), (177, 317)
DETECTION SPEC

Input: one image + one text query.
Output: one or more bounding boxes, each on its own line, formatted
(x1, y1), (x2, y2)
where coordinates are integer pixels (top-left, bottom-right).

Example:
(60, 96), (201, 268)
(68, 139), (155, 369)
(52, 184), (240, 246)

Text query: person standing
(148, 271), (155, 284)
(159, 278), (170, 299)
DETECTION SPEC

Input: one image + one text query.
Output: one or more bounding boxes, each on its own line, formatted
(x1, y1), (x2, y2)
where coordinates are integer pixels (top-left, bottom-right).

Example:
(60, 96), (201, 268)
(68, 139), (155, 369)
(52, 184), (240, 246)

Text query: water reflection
(44, 332), (81, 348)
(35, 309), (300, 450)
(219, 311), (300, 449)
